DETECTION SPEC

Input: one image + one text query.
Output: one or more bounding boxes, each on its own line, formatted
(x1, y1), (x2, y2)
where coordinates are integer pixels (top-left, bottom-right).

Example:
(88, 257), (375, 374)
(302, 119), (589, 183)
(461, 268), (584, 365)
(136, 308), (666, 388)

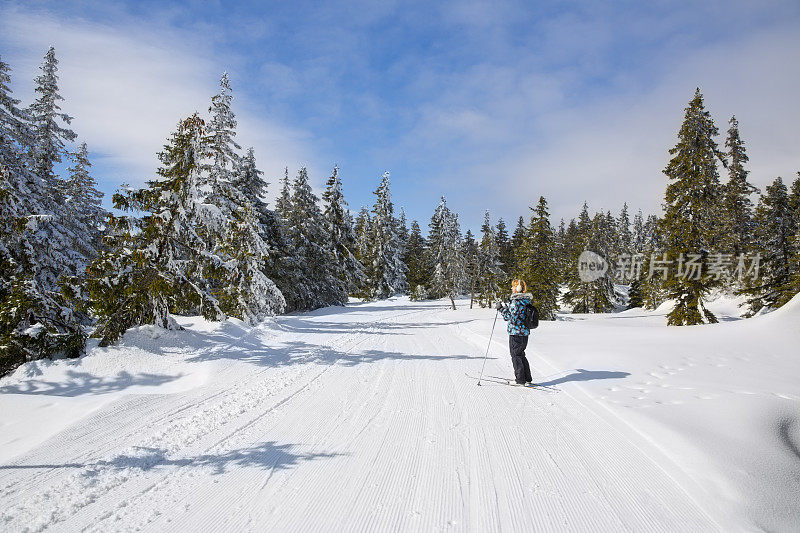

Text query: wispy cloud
(0, 3), (312, 202)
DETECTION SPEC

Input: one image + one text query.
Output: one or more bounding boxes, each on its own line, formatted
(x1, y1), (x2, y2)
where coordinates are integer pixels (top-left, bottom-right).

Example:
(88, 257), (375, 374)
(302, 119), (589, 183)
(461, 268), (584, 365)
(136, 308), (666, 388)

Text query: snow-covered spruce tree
(559, 202), (593, 290)
(790, 174), (800, 222)
(0, 53), (85, 375)
(617, 203), (632, 258)
(789, 174), (800, 298)
(0, 162), (84, 375)
(661, 89), (725, 325)
(427, 197), (466, 309)
(233, 148), (290, 315)
(720, 116), (757, 259)
(28, 47), (76, 190)
(236, 148), (284, 258)
(394, 208), (409, 293)
(200, 75), (284, 321)
(476, 211), (504, 308)
(560, 218), (580, 282)
(627, 278), (644, 309)
(352, 206), (374, 299)
(212, 198), (286, 323)
(603, 210), (619, 260)
(495, 217), (512, 288)
(560, 206), (588, 311)
(369, 171), (407, 299)
(215, 164), (285, 321)
(0, 53), (34, 175)
(519, 197), (560, 319)
(577, 201), (591, 234)
(644, 214), (662, 249)
(424, 202), (442, 276)
(464, 229), (479, 308)
(88, 114), (228, 345)
(283, 166), (342, 310)
(627, 209), (651, 309)
(404, 219), (428, 299)
(20, 47), (92, 297)
(203, 73), (241, 185)
(63, 143), (105, 260)
(510, 215), (526, 278)
(424, 198), (443, 291)
(322, 165), (366, 297)
(562, 211), (617, 313)
(275, 167), (292, 221)
(638, 215), (668, 310)
(60, 142), (107, 312)
(396, 208), (409, 255)
(554, 218), (567, 281)
(632, 210), (646, 253)
(740, 177), (797, 313)
(269, 165), (309, 306)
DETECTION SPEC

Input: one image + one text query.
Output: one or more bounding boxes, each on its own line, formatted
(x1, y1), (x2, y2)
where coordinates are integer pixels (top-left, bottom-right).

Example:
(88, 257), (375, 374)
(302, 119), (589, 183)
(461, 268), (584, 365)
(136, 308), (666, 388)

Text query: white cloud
(0, 5), (312, 200)
(404, 18), (800, 226)
(499, 24), (800, 222)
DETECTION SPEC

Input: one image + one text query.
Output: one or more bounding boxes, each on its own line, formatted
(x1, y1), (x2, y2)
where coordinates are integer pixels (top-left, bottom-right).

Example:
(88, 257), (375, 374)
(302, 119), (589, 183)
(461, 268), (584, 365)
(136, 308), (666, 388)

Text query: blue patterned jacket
(500, 292), (533, 336)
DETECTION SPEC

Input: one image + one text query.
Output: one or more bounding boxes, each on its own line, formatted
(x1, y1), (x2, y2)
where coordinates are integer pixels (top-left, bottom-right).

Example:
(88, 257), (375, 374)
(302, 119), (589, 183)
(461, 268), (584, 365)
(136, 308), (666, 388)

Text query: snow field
(1, 295), (798, 531)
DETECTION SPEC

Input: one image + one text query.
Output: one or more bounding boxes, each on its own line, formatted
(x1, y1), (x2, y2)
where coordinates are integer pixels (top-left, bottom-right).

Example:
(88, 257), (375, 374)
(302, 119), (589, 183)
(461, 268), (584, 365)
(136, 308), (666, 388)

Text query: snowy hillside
(1, 296), (799, 532)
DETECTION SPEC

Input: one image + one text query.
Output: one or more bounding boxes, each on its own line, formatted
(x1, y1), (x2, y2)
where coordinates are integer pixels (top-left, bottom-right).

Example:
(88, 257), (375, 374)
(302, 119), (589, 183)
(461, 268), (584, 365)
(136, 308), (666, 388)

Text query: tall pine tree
(89, 115), (227, 344)
(519, 197), (560, 319)
(404, 219), (428, 300)
(661, 89), (725, 325)
(720, 116), (757, 258)
(369, 172), (407, 299)
(322, 165), (366, 297)
(476, 211), (504, 308)
(427, 197), (466, 309)
(28, 47), (76, 188)
(742, 177), (798, 313)
(286, 167), (341, 309)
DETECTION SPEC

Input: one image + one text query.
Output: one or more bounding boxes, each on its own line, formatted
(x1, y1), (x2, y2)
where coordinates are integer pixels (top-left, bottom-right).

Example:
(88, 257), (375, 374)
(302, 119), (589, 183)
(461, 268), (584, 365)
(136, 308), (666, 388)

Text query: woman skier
(495, 279), (534, 386)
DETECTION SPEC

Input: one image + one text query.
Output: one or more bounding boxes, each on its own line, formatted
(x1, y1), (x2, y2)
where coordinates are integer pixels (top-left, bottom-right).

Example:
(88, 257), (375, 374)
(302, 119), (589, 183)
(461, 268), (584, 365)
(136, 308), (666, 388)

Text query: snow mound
(768, 292), (800, 320)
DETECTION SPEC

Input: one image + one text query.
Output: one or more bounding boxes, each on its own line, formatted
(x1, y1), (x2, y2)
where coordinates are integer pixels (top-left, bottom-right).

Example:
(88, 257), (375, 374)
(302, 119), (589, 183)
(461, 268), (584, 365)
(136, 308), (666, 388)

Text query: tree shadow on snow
(285, 301), (448, 318)
(184, 336), (487, 367)
(0, 369), (183, 397)
(0, 441), (343, 475)
(537, 368), (630, 387)
(271, 318), (474, 337)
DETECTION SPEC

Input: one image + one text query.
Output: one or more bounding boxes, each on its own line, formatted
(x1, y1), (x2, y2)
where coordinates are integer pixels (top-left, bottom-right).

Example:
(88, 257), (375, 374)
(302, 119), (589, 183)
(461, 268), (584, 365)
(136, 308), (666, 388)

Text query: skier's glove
(495, 301), (505, 311)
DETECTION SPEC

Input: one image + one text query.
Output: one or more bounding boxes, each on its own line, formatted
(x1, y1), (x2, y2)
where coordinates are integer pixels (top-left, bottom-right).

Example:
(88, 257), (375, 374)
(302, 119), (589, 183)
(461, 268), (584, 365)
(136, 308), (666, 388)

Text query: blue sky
(1, 0), (799, 233)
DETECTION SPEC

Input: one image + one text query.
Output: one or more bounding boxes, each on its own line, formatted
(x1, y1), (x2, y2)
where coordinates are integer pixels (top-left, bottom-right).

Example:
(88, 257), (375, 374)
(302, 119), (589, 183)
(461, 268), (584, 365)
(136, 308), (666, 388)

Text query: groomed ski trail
(1, 298), (723, 532)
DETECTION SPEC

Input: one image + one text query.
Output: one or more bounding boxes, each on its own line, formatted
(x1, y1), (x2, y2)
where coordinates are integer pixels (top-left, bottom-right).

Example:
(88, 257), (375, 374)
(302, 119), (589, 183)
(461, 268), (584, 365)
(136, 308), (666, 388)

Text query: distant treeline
(1, 48), (798, 376)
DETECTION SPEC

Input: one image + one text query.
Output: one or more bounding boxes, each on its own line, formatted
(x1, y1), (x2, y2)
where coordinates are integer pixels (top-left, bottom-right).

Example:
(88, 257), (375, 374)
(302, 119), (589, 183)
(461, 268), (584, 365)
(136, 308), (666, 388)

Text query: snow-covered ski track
(0, 298), (749, 531)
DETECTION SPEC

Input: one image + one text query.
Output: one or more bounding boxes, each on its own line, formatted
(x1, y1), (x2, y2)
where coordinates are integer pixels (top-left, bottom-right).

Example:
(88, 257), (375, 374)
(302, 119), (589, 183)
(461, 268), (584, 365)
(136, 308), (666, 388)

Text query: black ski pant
(509, 334), (532, 384)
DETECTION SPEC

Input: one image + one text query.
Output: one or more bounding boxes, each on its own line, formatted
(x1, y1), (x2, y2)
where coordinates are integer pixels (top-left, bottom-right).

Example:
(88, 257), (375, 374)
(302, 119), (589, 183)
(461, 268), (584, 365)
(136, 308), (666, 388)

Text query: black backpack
(523, 302), (539, 330)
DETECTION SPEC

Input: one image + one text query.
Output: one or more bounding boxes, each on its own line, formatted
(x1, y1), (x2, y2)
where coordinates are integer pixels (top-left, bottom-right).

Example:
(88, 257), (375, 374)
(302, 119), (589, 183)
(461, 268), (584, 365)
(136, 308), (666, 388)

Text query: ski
(486, 375), (559, 392)
(465, 373), (558, 392)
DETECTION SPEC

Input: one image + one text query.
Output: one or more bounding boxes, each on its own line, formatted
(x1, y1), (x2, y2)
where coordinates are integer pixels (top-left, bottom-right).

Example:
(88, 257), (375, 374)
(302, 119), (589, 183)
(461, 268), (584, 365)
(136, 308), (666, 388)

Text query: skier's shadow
(537, 368), (629, 387)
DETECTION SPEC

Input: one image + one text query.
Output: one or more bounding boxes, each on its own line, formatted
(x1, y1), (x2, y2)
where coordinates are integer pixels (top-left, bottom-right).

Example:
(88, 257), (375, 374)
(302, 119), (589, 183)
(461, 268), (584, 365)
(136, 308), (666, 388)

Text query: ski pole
(477, 309), (499, 386)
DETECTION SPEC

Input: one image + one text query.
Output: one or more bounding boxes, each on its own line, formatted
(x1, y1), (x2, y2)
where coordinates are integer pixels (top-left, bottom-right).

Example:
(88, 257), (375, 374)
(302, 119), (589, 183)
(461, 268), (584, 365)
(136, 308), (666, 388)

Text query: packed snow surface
(1, 295), (799, 532)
